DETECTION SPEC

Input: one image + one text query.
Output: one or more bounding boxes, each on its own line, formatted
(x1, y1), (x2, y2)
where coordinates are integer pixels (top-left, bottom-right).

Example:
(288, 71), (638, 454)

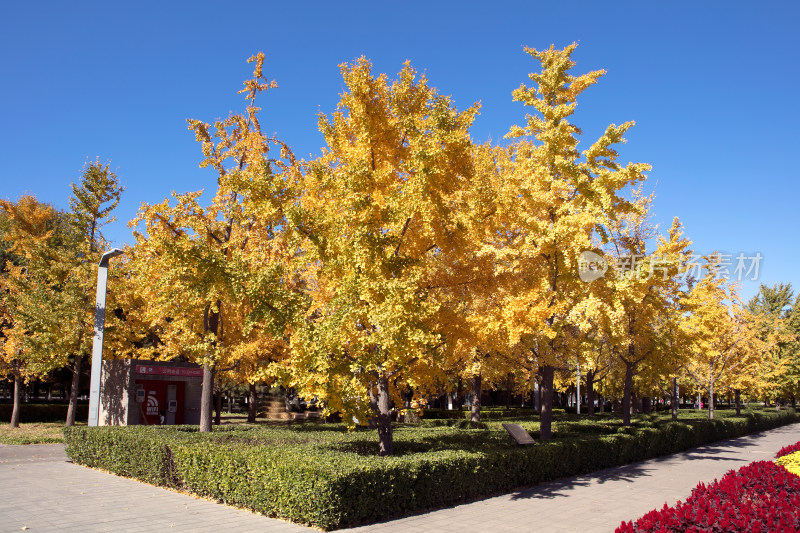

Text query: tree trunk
(227, 390), (232, 414)
(622, 363), (634, 427)
(66, 355), (83, 427)
(214, 390), (222, 425)
(539, 365), (554, 441)
(632, 394), (641, 415)
(505, 374), (512, 410)
(247, 383), (257, 423)
(671, 377), (679, 421)
(535, 376), (542, 413)
(599, 395), (605, 413)
(586, 370), (596, 415)
(199, 363), (214, 432)
(10, 372), (22, 428)
(470, 374), (482, 422)
(734, 388), (741, 416)
(708, 382), (715, 420)
(376, 375), (393, 457)
(642, 396), (651, 415)
(201, 303), (221, 432)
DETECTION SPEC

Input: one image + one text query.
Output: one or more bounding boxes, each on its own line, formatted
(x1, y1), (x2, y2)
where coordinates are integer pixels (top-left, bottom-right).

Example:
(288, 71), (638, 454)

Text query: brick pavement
(1, 423), (798, 532)
(0, 444), (312, 533)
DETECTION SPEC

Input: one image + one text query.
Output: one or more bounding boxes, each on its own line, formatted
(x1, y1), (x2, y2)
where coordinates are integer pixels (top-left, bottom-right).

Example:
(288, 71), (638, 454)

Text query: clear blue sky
(2, 1), (797, 302)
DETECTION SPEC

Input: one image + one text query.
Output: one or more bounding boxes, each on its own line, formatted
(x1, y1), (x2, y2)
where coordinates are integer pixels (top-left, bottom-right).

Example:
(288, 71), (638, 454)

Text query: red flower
(616, 461), (800, 532)
(776, 441), (800, 459)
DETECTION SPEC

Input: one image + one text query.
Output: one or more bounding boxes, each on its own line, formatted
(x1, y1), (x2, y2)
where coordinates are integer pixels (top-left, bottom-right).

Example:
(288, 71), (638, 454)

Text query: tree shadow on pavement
(509, 430), (776, 501)
(509, 461), (653, 500)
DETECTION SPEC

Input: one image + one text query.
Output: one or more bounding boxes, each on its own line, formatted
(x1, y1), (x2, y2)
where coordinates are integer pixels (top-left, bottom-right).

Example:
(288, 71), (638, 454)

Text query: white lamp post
(87, 248), (123, 427)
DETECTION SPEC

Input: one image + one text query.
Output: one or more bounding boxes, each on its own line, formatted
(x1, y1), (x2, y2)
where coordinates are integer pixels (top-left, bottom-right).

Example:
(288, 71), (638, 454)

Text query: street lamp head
(99, 248), (124, 267)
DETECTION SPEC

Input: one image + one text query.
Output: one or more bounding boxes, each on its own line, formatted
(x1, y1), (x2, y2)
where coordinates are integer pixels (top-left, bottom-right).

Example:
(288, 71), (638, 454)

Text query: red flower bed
(617, 461), (800, 532)
(776, 441), (800, 459)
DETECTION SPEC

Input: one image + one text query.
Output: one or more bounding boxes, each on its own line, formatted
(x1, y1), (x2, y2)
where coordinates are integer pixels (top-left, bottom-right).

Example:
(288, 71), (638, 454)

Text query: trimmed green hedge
(64, 409), (799, 530)
(422, 407), (540, 420)
(0, 402), (88, 423)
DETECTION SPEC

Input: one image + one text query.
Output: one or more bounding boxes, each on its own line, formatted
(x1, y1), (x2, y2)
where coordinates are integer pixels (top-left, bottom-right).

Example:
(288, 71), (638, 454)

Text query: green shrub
(454, 420), (488, 430)
(481, 408), (539, 420)
(420, 408), (468, 419)
(63, 425), (176, 485)
(421, 407), (539, 420)
(0, 402), (88, 423)
(63, 409), (799, 531)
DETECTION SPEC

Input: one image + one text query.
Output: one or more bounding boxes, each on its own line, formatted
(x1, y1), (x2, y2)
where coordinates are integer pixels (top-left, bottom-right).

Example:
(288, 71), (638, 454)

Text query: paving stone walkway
(1, 422), (798, 533)
(0, 444), (311, 533)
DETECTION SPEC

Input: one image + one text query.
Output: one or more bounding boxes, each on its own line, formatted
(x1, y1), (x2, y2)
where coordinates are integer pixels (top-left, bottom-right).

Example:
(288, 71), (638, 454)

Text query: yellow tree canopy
(588, 189), (692, 424)
(474, 43), (652, 438)
(492, 44), (649, 367)
(289, 57), (478, 437)
(0, 196), (76, 378)
(127, 53), (301, 408)
(745, 283), (799, 402)
(683, 257), (760, 416)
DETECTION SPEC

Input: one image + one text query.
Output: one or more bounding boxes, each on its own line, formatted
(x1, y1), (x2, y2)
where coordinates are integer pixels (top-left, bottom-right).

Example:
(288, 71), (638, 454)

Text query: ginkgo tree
(406, 139), (521, 423)
(575, 318), (616, 415)
(491, 43), (649, 439)
(746, 283), (800, 408)
(129, 53), (300, 432)
(64, 161), (124, 425)
(682, 256), (758, 419)
(289, 57), (478, 455)
(5, 163), (124, 426)
(5, 44), (798, 451)
(648, 299), (692, 421)
(0, 196), (71, 427)
(601, 193), (691, 426)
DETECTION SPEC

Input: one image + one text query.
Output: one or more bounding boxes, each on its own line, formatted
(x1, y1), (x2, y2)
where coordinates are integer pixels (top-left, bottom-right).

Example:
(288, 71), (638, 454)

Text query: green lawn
(0, 422), (84, 445)
(0, 407), (773, 445)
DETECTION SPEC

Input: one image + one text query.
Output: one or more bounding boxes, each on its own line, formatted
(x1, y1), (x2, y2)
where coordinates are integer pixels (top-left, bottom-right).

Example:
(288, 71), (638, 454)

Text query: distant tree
(683, 256), (758, 419)
(747, 283), (800, 407)
(1, 162), (122, 427)
(650, 303), (692, 421)
(597, 192), (691, 426)
(0, 196), (60, 427)
(580, 335), (616, 415)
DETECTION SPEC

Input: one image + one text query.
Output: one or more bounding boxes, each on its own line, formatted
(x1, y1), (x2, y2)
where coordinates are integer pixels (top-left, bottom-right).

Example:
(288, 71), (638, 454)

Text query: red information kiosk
(134, 365), (202, 425)
(99, 360), (203, 426)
